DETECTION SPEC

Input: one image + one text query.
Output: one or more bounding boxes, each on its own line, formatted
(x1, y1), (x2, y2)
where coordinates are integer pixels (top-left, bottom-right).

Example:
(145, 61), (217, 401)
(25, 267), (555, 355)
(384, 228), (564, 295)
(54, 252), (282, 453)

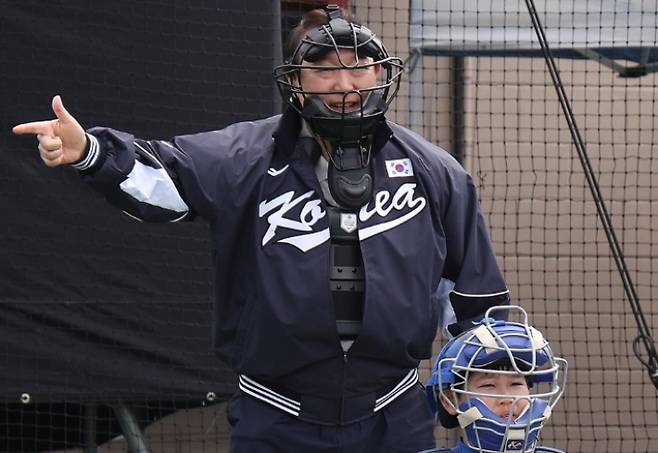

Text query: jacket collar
(272, 107), (394, 159)
(272, 107), (302, 158)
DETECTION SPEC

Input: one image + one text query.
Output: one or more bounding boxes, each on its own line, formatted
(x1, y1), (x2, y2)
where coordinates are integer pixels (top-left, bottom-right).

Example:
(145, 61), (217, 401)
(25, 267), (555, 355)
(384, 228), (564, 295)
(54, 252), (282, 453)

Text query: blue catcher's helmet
(426, 306), (568, 453)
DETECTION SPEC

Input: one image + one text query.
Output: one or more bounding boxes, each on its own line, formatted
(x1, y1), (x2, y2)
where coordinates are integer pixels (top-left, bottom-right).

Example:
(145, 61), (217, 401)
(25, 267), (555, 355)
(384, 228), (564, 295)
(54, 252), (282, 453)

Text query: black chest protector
(327, 206), (365, 341)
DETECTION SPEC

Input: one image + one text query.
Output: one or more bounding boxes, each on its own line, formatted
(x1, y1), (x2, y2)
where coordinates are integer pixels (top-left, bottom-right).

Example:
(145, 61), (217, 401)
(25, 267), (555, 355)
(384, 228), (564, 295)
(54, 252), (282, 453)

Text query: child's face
(441, 370), (531, 420)
(465, 371), (531, 419)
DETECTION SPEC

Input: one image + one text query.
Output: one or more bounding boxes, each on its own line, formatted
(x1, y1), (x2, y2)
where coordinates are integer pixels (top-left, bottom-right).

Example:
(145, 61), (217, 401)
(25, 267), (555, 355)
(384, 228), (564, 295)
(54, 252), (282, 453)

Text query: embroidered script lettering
(258, 183), (426, 250)
(358, 183), (426, 240)
(259, 190), (326, 247)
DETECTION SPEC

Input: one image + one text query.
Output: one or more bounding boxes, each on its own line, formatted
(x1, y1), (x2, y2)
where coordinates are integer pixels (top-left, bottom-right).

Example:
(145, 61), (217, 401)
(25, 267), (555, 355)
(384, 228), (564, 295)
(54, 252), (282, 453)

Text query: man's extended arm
(13, 96), (216, 223)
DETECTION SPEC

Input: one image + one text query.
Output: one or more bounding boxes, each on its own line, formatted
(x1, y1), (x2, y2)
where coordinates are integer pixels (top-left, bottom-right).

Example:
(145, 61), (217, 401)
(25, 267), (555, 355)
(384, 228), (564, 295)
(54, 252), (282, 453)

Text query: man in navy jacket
(13, 5), (509, 452)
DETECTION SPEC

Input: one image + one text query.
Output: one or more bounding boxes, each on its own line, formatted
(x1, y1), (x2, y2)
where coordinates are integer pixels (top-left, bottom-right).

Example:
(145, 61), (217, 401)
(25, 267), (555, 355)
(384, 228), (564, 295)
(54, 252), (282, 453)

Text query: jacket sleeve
(440, 168), (510, 335)
(74, 127), (220, 223)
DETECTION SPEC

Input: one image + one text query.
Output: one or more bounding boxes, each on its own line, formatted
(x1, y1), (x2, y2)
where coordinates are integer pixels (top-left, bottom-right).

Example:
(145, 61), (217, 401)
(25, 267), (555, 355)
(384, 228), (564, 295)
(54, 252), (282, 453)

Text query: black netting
(397, 1), (658, 452)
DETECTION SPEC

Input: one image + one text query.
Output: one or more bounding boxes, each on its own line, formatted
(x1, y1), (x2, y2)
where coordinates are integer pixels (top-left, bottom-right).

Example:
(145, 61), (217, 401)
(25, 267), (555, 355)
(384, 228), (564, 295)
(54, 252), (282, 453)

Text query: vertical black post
(83, 402), (97, 453)
(450, 56), (465, 165)
(272, 0), (283, 114)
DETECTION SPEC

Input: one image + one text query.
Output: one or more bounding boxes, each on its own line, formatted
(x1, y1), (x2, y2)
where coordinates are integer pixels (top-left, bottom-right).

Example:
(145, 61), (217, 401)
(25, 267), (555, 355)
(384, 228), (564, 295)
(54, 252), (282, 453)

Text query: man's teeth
(331, 103), (357, 109)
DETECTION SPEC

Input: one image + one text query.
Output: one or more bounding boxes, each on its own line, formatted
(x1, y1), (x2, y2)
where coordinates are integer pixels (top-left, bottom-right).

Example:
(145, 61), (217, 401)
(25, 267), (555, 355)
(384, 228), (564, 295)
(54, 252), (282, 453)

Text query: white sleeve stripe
(450, 289), (510, 298)
(72, 134), (100, 170)
(238, 385), (300, 417)
(374, 369), (419, 412)
(120, 210), (144, 223)
(239, 375), (301, 409)
(119, 159), (190, 213)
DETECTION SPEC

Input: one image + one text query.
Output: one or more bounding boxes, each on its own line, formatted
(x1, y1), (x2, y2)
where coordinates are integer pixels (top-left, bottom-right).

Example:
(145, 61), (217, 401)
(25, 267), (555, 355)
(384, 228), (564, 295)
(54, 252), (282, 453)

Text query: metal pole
(111, 402), (151, 453)
(407, 50), (423, 133)
(450, 56), (465, 165)
(272, 0), (283, 114)
(83, 402), (97, 453)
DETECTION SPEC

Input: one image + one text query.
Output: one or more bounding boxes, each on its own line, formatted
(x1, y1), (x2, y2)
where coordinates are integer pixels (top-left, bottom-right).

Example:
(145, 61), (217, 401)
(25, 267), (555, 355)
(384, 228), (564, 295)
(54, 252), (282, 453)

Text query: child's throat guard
(457, 397), (550, 453)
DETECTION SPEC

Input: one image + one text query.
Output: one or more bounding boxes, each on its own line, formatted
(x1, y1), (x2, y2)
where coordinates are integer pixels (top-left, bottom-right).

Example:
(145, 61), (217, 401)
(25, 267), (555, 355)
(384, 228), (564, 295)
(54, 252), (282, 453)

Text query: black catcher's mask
(273, 4), (404, 209)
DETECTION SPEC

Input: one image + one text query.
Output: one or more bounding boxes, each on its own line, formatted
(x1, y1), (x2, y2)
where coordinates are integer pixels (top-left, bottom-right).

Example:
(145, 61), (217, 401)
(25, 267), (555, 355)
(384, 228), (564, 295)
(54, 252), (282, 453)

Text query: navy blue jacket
(79, 109), (509, 400)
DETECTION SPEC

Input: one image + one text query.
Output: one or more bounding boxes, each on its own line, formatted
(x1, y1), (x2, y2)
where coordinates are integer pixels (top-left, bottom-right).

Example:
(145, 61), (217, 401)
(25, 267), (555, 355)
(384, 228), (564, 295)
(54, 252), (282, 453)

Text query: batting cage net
(2, 0), (657, 452)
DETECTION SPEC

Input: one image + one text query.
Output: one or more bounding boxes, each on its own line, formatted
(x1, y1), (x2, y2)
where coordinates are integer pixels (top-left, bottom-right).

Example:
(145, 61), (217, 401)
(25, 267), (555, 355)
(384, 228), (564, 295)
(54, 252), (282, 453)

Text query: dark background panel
(0, 0), (279, 450)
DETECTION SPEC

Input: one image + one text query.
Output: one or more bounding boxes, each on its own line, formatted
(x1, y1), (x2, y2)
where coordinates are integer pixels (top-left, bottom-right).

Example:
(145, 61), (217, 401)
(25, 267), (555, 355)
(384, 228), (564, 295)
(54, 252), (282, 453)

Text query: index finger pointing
(12, 120), (55, 136)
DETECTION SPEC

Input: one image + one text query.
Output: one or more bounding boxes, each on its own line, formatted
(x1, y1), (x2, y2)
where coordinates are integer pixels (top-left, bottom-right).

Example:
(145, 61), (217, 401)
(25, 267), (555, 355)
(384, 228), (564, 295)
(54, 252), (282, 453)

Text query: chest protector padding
(327, 206), (365, 341)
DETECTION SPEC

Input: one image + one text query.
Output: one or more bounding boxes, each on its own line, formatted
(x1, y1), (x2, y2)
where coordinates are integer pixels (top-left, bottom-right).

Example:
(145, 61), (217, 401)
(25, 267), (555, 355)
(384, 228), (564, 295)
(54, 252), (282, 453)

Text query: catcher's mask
(273, 4), (403, 209)
(426, 305), (568, 453)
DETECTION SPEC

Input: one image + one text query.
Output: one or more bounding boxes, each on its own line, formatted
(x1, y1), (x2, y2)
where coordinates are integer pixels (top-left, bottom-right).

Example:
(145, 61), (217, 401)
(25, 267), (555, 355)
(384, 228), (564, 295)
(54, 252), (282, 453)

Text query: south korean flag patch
(385, 158), (414, 178)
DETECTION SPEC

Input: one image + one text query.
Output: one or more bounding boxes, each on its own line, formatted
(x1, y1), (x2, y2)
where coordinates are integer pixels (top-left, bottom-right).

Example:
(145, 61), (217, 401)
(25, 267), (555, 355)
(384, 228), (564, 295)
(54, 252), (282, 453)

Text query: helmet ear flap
(436, 391), (461, 428)
(431, 353), (463, 428)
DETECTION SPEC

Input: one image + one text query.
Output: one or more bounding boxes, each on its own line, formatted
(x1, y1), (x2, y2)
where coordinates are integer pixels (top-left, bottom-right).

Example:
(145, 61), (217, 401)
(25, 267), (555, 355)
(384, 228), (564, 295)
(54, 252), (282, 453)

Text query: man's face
(297, 49), (381, 113)
(440, 371), (531, 421)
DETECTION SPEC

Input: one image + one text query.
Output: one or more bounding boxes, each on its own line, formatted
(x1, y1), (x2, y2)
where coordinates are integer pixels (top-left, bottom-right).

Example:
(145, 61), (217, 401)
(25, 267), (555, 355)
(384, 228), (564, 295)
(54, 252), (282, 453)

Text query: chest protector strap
(327, 206), (365, 341)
